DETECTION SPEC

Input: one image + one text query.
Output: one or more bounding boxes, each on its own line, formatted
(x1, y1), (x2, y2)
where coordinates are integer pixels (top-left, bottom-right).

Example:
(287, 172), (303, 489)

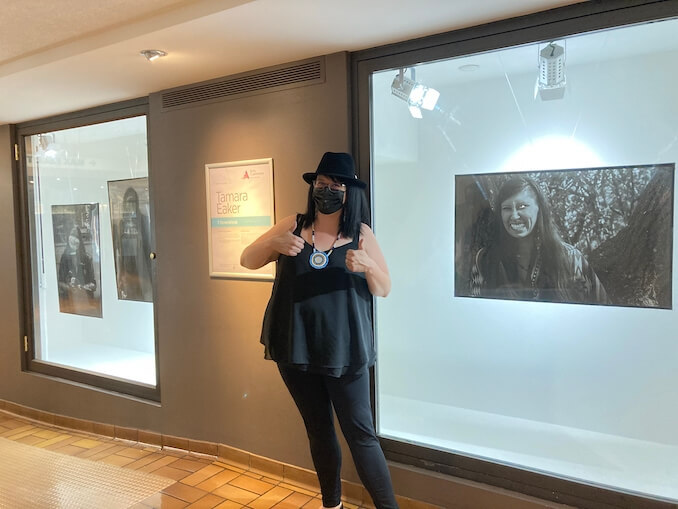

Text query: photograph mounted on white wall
(108, 177), (153, 302)
(51, 203), (102, 318)
(455, 164), (674, 309)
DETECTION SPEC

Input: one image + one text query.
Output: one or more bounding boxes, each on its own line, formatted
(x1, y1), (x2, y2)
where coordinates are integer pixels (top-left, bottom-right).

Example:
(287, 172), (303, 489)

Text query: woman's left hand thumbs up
(346, 237), (373, 273)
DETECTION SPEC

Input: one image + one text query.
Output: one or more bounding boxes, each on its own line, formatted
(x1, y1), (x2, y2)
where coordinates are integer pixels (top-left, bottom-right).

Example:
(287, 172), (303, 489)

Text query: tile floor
(0, 412), (371, 509)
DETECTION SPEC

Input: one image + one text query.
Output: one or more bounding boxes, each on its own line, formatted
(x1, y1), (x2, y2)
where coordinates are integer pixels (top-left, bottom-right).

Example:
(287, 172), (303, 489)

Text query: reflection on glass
(371, 17), (678, 502)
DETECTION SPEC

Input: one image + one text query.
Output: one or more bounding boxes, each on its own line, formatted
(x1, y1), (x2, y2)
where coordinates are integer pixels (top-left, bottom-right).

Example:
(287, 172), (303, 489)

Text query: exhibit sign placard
(205, 158), (275, 279)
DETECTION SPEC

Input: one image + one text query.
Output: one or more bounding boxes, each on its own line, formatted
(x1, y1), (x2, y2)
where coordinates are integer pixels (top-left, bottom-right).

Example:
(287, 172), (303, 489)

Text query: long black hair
(123, 186), (140, 217)
(486, 176), (574, 299)
(299, 177), (370, 240)
(68, 226), (89, 260)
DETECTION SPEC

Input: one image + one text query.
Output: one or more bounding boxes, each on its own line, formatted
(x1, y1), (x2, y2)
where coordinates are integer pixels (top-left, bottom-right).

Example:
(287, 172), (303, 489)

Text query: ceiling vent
(161, 57), (325, 110)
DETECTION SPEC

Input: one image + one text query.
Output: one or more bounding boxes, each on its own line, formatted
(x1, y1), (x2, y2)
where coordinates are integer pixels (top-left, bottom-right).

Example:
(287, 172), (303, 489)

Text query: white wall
(30, 117), (154, 357)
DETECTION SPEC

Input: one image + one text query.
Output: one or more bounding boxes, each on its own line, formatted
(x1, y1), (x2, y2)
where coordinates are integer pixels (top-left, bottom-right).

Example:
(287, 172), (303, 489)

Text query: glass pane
(24, 116), (155, 385)
(371, 18), (678, 501)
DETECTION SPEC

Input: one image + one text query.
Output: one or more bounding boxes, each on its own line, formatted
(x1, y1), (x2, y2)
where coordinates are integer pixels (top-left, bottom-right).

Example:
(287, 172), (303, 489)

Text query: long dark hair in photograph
(299, 179), (370, 240)
(485, 176), (575, 300)
(68, 226), (89, 261)
(123, 186), (140, 218)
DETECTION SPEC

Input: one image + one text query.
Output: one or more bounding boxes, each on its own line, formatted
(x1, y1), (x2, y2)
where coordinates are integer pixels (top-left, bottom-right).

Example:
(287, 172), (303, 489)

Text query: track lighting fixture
(537, 41), (566, 101)
(391, 69), (440, 118)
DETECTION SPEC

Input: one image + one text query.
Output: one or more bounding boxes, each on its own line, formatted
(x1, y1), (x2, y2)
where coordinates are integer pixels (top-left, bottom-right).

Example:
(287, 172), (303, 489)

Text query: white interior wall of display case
(371, 18), (678, 501)
(28, 116), (155, 385)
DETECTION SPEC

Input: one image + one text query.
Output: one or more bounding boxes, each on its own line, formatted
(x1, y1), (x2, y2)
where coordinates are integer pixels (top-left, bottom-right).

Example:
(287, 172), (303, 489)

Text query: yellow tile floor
(0, 412), (370, 509)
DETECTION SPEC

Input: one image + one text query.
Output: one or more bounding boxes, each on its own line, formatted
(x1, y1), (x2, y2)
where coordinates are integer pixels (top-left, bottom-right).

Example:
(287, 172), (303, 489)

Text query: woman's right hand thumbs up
(272, 219), (305, 256)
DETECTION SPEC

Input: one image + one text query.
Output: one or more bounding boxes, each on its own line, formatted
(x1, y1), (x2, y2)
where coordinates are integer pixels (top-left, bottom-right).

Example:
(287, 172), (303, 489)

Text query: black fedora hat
(302, 152), (366, 188)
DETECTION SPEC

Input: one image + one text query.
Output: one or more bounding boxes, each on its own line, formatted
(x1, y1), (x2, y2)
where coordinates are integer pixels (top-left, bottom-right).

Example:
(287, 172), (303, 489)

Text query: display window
(358, 4), (678, 506)
(17, 103), (158, 399)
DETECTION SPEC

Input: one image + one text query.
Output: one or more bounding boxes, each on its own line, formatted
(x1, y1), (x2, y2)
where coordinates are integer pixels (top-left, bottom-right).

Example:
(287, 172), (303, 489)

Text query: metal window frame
(352, 1), (678, 508)
(13, 98), (161, 402)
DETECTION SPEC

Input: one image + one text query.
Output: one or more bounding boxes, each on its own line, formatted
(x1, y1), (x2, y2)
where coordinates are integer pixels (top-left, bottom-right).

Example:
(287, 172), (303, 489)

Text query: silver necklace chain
(309, 224), (341, 269)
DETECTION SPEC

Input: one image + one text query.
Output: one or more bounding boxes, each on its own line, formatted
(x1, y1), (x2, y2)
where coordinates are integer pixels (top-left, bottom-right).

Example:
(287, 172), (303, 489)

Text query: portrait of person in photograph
(455, 164), (674, 308)
(108, 178), (153, 302)
(52, 204), (102, 317)
(469, 176), (608, 304)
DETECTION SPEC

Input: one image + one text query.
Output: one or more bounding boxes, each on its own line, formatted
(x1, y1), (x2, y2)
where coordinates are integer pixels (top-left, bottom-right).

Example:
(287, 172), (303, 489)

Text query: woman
(58, 226), (98, 314)
(240, 152), (398, 509)
(471, 176), (609, 304)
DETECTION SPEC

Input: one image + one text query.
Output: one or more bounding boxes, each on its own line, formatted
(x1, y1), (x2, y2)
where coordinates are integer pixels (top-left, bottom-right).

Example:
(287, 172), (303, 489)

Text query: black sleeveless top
(260, 216), (375, 377)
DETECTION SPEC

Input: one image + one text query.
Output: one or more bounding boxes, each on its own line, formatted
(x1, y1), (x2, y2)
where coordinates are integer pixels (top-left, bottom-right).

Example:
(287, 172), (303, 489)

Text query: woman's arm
(345, 223), (391, 297)
(240, 215), (305, 270)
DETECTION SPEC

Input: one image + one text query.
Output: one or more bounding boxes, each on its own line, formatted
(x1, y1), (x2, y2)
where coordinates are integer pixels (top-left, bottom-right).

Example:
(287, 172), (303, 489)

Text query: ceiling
(0, 0), (587, 125)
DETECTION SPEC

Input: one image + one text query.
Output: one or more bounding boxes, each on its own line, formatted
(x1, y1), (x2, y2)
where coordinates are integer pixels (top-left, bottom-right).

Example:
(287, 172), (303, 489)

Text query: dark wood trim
(144, 113), (162, 401)
(17, 98), (149, 135)
(9, 124), (29, 372)
(381, 438), (677, 509)
(27, 360), (158, 401)
(353, 1), (678, 508)
(14, 97), (160, 401)
(353, 0), (676, 65)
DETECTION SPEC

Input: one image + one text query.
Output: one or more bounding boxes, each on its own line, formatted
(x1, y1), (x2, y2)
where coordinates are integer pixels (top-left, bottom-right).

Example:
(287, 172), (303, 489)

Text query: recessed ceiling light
(459, 64), (480, 72)
(140, 49), (167, 62)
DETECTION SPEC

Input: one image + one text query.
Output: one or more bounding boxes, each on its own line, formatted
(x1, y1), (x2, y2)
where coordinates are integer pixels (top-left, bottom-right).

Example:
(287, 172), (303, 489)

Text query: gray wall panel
(148, 52), (352, 475)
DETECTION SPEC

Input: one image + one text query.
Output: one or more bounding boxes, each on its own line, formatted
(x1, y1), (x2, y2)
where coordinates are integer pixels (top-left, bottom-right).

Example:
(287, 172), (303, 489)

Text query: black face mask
(313, 186), (345, 215)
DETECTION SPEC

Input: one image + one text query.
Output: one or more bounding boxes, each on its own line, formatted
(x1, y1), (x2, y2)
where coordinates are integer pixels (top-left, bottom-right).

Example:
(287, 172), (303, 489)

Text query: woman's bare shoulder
(359, 223), (375, 237)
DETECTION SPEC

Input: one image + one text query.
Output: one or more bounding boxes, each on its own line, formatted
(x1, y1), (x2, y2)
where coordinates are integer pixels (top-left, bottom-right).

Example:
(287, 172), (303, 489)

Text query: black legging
(278, 365), (399, 509)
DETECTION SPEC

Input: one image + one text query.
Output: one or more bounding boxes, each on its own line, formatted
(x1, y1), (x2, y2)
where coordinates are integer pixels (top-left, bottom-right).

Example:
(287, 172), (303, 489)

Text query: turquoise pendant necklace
(309, 224), (341, 269)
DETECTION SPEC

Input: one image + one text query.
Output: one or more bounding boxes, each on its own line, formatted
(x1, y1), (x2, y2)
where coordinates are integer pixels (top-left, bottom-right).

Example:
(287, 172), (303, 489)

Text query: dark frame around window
(352, 1), (678, 508)
(13, 98), (160, 401)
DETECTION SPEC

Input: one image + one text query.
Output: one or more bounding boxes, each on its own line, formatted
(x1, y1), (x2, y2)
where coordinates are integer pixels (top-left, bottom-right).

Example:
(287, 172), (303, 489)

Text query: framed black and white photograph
(108, 177), (153, 302)
(51, 203), (102, 317)
(455, 164), (674, 308)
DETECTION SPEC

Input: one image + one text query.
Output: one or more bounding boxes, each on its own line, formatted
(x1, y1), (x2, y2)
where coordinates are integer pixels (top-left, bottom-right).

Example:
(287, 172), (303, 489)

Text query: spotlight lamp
(537, 41), (566, 101)
(391, 69), (440, 118)
(140, 49), (167, 62)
